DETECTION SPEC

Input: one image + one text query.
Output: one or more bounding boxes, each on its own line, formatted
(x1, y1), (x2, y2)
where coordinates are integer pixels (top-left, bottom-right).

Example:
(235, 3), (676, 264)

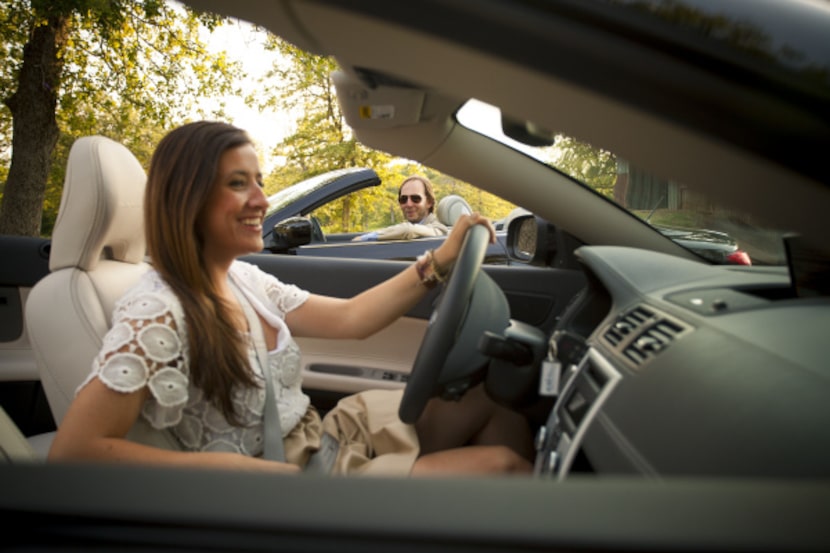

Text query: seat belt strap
(304, 431), (339, 475)
(231, 281), (286, 463)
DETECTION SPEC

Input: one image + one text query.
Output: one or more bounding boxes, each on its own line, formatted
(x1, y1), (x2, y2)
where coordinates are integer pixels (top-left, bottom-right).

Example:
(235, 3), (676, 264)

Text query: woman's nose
(250, 183), (268, 207)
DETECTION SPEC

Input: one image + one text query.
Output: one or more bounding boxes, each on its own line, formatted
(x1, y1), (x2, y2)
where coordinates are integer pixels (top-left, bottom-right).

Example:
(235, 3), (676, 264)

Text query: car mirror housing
(266, 216), (313, 253)
(501, 115), (556, 147)
(507, 214), (557, 266)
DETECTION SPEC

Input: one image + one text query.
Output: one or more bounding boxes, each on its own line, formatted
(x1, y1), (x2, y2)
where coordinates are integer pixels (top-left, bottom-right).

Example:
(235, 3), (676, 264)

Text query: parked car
(263, 167), (752, 265)
(654, 225), (751, 265)
(2, 0), (829, 551)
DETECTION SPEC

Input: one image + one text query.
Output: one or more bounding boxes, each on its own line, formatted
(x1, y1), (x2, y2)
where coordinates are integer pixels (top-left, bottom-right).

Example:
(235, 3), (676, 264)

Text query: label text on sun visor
(359, 105), (395, 120)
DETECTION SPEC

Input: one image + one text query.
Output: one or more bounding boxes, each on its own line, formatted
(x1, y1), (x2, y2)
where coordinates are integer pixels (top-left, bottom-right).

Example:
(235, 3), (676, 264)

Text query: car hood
(655, 225), (736, 246)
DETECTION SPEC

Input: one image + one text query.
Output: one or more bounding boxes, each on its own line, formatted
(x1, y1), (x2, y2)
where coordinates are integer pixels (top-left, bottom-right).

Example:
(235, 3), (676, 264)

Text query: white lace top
(78, 260), (311, 456)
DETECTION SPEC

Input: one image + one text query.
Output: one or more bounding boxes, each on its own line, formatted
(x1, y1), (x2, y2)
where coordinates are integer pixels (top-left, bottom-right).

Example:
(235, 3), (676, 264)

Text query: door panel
(0, 236), (54, 435)
(242, 253), (586, 406)
(0, 236), (50, 381)
(0, 288), (39, 382)
(298, 317), (423, 394)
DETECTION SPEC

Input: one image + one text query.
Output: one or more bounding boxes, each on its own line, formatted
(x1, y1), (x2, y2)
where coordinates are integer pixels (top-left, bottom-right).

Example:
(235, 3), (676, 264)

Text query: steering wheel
(399, 224), (510, 424)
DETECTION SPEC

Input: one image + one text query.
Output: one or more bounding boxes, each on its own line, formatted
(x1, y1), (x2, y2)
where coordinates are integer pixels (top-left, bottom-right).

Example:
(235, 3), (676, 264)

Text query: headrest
(49, 136), (146, 272)
(436, 194), (473, 226)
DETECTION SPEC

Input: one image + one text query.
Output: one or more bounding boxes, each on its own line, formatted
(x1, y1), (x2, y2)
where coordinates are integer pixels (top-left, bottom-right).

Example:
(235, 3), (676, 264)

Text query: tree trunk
(0, 15), (67, 236)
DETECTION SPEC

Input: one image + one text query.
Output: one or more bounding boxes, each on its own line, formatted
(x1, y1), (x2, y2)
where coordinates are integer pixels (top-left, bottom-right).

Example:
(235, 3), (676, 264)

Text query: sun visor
(332, 70), (425, 129)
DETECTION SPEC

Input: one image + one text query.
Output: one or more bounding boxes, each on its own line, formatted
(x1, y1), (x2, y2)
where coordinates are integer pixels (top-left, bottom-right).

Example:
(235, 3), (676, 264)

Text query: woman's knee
(480, 445), (533, 474)
(411, 445), (532, 476)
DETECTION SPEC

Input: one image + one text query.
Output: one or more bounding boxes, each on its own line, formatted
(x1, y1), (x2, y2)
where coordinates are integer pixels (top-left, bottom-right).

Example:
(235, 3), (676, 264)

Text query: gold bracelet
(427, 249), (448, 283)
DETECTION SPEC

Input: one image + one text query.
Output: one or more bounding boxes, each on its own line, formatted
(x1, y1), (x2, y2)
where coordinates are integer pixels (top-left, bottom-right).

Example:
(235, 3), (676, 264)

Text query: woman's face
(198, 143), (268, 267)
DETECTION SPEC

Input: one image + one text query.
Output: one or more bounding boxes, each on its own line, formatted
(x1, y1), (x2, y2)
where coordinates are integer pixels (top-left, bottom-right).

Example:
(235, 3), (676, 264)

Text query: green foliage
(0, 1), (29, 162)
(0, 0), (243, 235)
(257, 35), (518, 234)
(1, 8), (609, 237)
(255, 35), (394, 233)
(54, 2), (242, 134)
(546, 135), (617, 198)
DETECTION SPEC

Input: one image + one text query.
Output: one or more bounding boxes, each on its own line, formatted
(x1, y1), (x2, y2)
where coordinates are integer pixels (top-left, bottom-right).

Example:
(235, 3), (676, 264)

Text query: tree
(0, 0), (242, 236)
(257, 37), (518, 233)
(256, 37), (396, 234)
(548, 135), (617, 199)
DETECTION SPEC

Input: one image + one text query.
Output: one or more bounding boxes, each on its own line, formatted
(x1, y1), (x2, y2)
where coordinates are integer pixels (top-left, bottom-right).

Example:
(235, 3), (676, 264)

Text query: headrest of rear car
(437, 195), (473, 226)
(49, 136), (146, 272)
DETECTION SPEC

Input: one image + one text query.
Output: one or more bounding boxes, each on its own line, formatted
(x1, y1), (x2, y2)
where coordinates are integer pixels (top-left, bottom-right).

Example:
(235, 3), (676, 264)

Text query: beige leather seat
(436, 194), (473, 226)
(25, 136), (150, 450)
(0, 406), (37, 462)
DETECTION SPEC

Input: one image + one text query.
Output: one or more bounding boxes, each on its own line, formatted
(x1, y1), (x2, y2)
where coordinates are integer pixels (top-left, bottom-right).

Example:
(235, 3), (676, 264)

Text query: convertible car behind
(261, 167), (516, 263)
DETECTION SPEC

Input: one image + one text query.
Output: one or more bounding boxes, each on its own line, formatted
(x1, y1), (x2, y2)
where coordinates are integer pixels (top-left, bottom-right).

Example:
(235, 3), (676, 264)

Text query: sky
(197, 12), (509, 173)
(201, 18), (293, 171)
(201, 20), (505, 174)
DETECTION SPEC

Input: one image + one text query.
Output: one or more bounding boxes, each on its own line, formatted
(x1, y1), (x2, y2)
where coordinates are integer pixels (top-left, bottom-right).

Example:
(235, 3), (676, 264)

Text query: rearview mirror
(501, 116), (556, 147)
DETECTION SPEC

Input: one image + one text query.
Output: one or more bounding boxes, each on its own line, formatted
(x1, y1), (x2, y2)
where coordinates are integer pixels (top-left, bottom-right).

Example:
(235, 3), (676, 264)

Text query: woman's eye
(230, 179), (246, 188)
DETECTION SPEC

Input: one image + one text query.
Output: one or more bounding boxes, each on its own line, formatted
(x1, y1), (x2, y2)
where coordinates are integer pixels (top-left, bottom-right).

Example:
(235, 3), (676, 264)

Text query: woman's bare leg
(411, 445), (532, 476)
(411, 384), (535, 474)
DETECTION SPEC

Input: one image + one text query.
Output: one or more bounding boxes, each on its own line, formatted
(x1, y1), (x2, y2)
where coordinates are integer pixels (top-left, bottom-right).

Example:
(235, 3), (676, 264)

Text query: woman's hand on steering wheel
(432, 213), (496, 271)
(399, 215), (501, 424)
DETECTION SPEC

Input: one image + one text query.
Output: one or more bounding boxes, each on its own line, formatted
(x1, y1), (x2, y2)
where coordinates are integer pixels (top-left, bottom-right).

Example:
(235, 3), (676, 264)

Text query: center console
(533, 339), (621, 478)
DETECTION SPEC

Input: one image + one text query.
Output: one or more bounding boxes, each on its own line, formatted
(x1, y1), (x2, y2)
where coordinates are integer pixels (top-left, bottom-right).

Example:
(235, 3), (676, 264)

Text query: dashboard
(533, 245), (830, 479)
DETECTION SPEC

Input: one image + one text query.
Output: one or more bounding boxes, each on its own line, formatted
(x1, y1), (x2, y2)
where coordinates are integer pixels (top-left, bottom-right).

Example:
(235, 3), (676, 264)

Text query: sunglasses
(398, 194), (423, 204)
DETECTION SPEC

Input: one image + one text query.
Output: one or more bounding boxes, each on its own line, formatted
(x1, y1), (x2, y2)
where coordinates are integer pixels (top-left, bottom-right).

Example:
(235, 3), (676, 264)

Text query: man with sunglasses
(353, 175), (449, 241)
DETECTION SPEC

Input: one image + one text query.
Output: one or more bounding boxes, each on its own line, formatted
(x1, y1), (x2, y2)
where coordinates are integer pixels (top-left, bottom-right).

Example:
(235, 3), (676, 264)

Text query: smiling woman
(46, 121), (534, 478)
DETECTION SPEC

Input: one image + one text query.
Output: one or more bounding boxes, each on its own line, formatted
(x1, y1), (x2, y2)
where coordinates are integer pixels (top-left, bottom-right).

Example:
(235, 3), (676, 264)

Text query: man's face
(399, 179), (432, 223)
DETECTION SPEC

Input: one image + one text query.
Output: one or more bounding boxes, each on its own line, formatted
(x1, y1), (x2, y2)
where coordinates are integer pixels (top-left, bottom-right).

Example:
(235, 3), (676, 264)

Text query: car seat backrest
(25, 136), (150, 425)
(0, 406), (37, 463)
(436, 194), (473, 226)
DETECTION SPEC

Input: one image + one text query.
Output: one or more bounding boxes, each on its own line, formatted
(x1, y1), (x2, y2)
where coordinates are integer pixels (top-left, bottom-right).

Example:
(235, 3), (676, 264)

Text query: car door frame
(0, 235), (55, 436)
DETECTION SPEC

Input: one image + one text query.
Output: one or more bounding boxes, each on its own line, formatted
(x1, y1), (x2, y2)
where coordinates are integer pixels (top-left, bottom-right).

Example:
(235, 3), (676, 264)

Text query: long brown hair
(145, 121), (256, 425)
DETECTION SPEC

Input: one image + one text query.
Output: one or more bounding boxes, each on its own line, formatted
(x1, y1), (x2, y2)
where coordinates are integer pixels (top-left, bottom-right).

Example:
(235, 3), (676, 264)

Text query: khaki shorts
(283, 389), (420, 476)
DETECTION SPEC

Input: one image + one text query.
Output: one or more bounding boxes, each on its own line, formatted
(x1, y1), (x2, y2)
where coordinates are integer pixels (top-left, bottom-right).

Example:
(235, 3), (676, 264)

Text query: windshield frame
(456, 98), (786, 266)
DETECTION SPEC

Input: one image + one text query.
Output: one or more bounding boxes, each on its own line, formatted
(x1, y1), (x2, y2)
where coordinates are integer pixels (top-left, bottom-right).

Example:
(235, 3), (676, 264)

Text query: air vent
(602, 305), (690, 368)
(602, 305), (654, 346)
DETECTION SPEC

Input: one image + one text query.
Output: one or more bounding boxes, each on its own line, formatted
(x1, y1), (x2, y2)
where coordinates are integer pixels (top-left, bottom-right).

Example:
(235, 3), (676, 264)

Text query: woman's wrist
(415, 249), (449, 289)
(431, 245), (451, 271)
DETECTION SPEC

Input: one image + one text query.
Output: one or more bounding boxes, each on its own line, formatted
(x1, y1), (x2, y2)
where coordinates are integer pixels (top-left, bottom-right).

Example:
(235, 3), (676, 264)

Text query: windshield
(457, 99), (787, 266)
(265, 168), (367, 217)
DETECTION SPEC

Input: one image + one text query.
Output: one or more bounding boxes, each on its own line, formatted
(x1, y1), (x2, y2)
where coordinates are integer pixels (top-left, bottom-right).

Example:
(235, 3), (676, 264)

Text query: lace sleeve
(263, 277), (309, 316)
(231, 260), (309, 317)
(86, 286), (190, 428)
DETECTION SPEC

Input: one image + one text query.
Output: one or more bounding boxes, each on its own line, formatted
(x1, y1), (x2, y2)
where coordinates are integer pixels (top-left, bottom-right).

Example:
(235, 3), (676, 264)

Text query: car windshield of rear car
(265, 168), (364, 217)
